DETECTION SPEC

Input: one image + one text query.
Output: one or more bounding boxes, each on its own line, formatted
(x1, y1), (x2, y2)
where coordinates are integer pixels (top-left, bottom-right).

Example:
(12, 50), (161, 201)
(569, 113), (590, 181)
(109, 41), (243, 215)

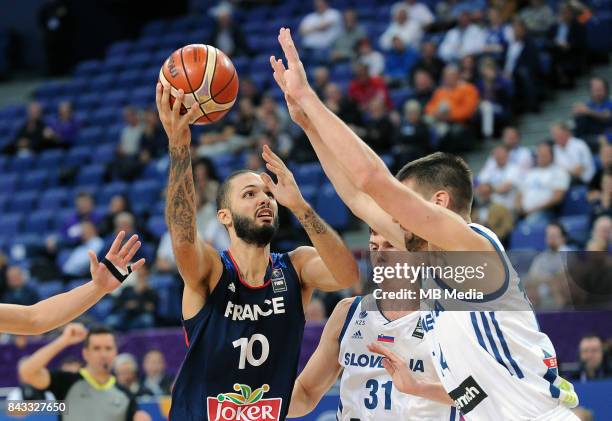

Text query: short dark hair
(395, 152), (473, 214)
(547, 221), (567, 239)
(216, 169), (259, 210)
(592, 76), (610, 96)
(580, 333), (603, 343)
(84, 325), (115, 348)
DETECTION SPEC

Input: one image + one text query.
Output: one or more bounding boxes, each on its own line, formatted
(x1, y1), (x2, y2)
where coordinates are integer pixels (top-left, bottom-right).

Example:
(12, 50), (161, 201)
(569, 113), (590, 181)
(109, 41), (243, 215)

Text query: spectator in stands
(155, 232), (176, 273)
(395, 100), (431, 162)
(425, 63), (480, 126)
(233, 98), (258, 137)
(438, 10), (486, 63)
(312, 66), (330, 98)
(101, 212), (147, 263)
(114, 353), (153, 397)
(363, 97), (395, 154)
(113, 106), (143, 181)
(299, 0), (343, 51)
(484, 126), (533, 172)
(139, 108), (166, 163)
(589, 143), (612, 200)
(14, 102), (47, 152)
(193, 161), (230, 252)
(356, 37), (385, 77)
(195, 130), (238, 159)
(519, 0), (555, 37)
(504, 18), (541, 112)
(436, 0), (487, 24)
(471, 183), (514, 243)
(324, 83), (363, 128)
(142, 349), (172, 396)
(379, 7), (423, 51)
(61, 221), (104, 278)
(478, 146), (520, 211)
(62, 191), (102, 243)
(2, 266), (39, 306)
(256, 94), (290, 131)
(46, 101), (78, 147)
(589, 169), (612, 223)
(547, 2), (586, 89)
(410, 69), (435, 107)
(550, 121), (595, 184)
(384, 36), (419, 87)
(571, 334), (612, 381)
(459, 55), (477, 84)
(516, 142), (570, 226)
(475, 57), (513, 138)
(348, 62), (392, 111)
(391, 0), (434, 29)
(412, 41), (444, 83)
(482, 7), (514, 62)
(573, 77), (612, 138)
(106, 263), (158, 331)
(99, 195), (134, 238)
(209, 4), (251, 58)
(330, 9), (366, 63)
(13, 137), (35, 157)
(586, 215), (611, 251)
(261, 114), (293, 159)
(305, 297), (327, 322)
(239, 78), (262, 106)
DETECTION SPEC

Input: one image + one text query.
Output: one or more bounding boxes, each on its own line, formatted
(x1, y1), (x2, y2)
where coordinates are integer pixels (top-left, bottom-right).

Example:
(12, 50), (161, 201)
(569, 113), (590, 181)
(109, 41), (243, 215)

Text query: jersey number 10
(233, 334), (270, 369)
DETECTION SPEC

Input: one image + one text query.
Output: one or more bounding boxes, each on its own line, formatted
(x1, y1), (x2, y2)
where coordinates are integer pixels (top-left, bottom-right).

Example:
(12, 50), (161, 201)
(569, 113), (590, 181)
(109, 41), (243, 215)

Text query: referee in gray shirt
(19, 323), (151, 421)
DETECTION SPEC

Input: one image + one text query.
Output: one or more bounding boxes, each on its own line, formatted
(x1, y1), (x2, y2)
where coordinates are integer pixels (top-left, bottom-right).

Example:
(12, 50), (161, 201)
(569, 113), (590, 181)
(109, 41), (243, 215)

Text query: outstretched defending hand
(272, 28), (313, 104)
(155, 82), (201, 147)
(260, 145), (307, 213)
(367, 342), (419, 395)
(89, 231), (146, 293)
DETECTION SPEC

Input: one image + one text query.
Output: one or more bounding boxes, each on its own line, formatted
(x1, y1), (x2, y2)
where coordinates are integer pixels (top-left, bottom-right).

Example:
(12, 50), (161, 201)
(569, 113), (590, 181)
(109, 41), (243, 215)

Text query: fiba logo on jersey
(271, 269), (287, 293)
(206, 383), (282, 421)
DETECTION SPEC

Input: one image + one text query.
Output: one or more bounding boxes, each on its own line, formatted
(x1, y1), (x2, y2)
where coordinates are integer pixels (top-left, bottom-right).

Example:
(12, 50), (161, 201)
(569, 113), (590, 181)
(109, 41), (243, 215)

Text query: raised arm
(19, 323), (88, 390)
(271, 28), (491, 252)
(260, 146), (359, 290)
(0, 232), (144, 335)
(267, 68), (405, 250)
(288, 298), (350, 417)
(156, 83), (223, 316)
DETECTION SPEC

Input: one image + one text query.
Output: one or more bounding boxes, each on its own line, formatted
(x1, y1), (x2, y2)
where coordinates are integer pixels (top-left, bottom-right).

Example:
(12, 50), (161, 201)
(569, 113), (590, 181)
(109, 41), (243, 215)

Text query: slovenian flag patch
(377, 334), (395, 343)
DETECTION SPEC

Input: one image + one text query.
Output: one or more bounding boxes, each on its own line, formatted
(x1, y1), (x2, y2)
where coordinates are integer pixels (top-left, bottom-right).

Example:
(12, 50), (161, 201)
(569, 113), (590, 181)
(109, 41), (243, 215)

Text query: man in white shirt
(477, 145), (521, 210)
(379, 7), (422, 51)
(482, 126), (533, 172)
(391, 0), (434, 29)
(299, 0), (343, 50)
(438, 11), (486, 62)
(550, 121), (595, 184)
(62, 221), (104, 277)
(516, 142), (570, 226)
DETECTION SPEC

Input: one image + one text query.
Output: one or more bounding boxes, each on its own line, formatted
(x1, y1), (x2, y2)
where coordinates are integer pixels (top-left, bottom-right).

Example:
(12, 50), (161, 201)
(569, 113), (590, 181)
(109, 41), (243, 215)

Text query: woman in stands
(0, 231), (144, 335)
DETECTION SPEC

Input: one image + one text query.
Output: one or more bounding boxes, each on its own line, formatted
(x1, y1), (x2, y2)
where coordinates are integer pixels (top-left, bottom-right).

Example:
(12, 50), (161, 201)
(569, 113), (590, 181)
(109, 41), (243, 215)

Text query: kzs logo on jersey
(207, 383), (282, 421)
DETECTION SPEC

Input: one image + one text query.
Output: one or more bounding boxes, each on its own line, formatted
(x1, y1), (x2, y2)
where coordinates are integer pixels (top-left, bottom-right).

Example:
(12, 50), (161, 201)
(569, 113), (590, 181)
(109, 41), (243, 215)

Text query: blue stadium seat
(132, 86), (155, 107)
(115, 69), (143, 89)
(97, 181), (128, 205)
(331, 63), (354, 81)
(147, 215), (167, 239)
(104, 55), (125, 73)
(24, 210), (54, 234)
(74, 92), (100, 111)
(39, 188), (69, 211)
(290, 162), (323, 187)
(94, 143), (117, 164)
(0, 213), (23, 236)
(76, 164), (106, 185)
(54, 208), (74, 231)
(37, 149), (65, 168)
(142, 20), (169, 37)
(105, 90), (130, 108)
(107, 40), (133, 57)
(9, 155), (36, 173)
(149, 274), (175, 290)
(91, 107), (121, 127)
(509, 221), (547, 251)
(89, 297), (114, 322)
(64, 145), (92, 166)
(0, 194), (9, 213)
(19, 169), (50, 191)
(560, 185), (590, 216)
(131, 180), (162, 214)
(137, 36), (163, 52)
(74, 60), (102, 77)
(7, 191), (38, 213)
(0, 173), (18, 193)
(90, 74), (115, 91)
(37, 281), (64, 300)
(34, 81), (65, 99)
(315, 183), (350, 230)
(559, 214), (591, 245)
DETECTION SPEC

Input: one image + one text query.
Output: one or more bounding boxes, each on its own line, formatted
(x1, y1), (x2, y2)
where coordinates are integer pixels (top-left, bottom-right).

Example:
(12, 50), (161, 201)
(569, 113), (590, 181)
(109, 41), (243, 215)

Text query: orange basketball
(159, 44), (239, 125)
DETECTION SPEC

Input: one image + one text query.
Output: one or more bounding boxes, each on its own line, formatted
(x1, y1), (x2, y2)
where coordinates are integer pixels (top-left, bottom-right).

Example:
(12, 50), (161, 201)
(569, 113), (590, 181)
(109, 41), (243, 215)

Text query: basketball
(158, 44), (239, 125)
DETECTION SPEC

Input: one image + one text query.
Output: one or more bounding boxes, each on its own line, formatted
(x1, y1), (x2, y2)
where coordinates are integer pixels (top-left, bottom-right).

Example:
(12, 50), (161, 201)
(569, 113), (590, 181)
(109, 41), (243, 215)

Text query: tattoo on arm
(166, 146), (196, 244)
(297, 208), (328, 235)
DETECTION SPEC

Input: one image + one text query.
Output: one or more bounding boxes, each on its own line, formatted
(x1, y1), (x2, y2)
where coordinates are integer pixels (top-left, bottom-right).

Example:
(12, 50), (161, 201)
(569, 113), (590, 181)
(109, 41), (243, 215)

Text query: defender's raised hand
(274, 28), (313, 103)
(260, 145), (307, 212)
(89, 231), (146, 293)
(270, 56), (312, 131)
(155, 82), (201, 147)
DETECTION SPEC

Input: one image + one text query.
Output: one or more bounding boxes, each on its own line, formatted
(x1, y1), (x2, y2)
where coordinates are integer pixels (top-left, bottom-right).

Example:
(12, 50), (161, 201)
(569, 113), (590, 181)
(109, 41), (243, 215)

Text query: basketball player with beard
(271, 28), (579, 421)
(156, 83), (359, 421)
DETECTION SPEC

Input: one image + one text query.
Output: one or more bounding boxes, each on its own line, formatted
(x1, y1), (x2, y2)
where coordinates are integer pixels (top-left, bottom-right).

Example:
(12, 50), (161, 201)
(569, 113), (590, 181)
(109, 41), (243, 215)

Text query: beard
(232, 212), (279, 247)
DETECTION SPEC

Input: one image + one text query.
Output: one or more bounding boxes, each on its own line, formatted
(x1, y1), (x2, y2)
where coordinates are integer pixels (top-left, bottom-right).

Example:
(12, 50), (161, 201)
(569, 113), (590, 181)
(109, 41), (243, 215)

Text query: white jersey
(338, 295), (458, 421)
(421, 223), (579, 421)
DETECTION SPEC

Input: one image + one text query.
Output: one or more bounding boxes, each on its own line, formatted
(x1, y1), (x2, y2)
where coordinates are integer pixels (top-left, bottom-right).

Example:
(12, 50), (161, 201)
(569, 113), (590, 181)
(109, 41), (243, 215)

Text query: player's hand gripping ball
(159, 44), (239, 125)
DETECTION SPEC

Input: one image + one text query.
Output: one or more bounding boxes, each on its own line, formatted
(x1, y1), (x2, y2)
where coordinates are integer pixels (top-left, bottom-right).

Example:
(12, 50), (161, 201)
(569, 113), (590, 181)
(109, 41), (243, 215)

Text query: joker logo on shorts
(207, 383), (282, 421)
